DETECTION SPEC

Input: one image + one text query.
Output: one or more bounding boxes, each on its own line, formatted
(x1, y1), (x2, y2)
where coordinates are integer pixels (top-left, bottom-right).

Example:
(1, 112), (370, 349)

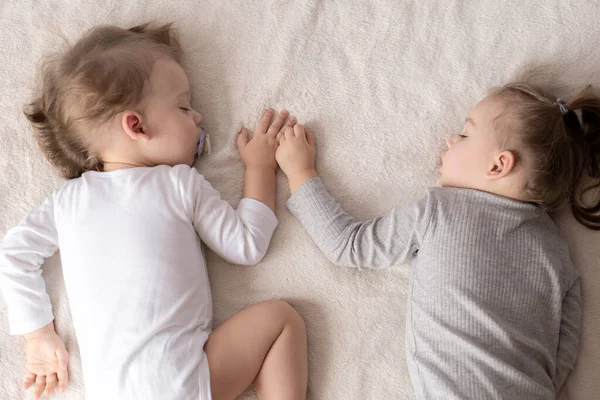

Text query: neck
(102, 161), (148, 172)
(481, 179), (528, 203)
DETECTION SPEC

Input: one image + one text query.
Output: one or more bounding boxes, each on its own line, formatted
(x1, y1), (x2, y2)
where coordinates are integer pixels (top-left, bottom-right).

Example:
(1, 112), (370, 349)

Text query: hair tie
(554, 98), (569, 115)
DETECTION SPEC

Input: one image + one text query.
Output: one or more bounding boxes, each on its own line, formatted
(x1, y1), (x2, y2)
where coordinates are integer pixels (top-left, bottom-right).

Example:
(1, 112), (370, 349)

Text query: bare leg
(205, 300), (308, 400)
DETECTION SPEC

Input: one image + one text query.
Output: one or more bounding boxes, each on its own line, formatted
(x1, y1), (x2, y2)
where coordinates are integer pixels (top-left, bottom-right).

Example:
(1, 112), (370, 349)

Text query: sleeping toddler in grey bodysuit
(273, 82), (600, 399)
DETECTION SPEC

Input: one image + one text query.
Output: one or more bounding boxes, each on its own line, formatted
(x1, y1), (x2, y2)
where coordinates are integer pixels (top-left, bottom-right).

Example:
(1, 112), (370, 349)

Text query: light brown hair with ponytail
(24, 22), (181, 179)
(489, 83), (600, 230)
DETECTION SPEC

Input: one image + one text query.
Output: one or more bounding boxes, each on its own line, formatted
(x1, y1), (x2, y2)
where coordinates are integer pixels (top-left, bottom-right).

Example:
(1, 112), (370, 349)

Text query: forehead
(467, 94), (507, 134)
(469, 94), (520, 150)
(470, 95), (504, 121)
(147, 58), (189, 95)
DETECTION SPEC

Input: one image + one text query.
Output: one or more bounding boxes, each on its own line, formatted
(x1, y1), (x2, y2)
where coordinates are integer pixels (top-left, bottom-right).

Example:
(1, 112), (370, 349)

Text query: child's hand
(23, 322), (69, 399)
(237, 109), (296, 172)
(276, 124), (318, 193)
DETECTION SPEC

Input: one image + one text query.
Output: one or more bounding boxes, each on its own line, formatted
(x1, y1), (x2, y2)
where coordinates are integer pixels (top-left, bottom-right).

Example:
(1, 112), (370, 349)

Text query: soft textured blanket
(1, 1), (599, 399)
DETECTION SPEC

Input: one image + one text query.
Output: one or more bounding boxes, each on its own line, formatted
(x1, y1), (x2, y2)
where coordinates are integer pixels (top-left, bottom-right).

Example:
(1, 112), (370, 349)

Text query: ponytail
(491, 83), (600, 230)
(566, 87), (600, 229)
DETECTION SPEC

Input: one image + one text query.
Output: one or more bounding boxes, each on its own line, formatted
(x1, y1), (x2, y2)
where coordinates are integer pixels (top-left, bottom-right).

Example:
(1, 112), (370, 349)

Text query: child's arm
(0, 194), (69, 398)
(236, 108), (288, 212)
(185, 109), (295, 265)
(0, 196), (58, 334)
(276, 124), (432, 268)
(553, 277), (581, 391)
(186, 171), (276, 265)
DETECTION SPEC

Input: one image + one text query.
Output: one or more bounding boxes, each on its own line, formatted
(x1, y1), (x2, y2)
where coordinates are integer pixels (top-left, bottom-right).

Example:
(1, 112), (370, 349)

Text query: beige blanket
(1, 1), (599, 399)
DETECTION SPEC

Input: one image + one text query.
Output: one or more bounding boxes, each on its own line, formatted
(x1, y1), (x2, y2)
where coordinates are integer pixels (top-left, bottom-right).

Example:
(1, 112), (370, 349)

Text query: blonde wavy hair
(24, 22), (181, 179)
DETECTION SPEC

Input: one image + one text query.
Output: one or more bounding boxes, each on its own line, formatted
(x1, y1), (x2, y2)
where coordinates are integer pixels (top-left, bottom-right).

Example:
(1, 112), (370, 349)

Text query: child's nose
(445, 134), (461, 147)
(193, 110), (203, 127)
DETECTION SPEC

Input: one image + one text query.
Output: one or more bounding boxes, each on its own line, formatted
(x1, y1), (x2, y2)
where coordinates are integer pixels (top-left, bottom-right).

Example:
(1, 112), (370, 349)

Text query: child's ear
(486, 150), (516, 180)
(121, 111), (150, 143)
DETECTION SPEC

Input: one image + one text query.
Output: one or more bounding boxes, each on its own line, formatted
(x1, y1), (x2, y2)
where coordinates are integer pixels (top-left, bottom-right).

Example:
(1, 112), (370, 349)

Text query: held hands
(23, 322), (69, 399)
(275, 123), (317, 193)
(238, 109), (317, 194)
(237, 109), (297, 172)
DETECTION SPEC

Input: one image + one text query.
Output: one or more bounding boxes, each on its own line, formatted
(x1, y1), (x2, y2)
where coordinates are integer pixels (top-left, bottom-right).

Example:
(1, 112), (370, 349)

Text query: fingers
(56, 344), (69, 392)
(249, 109), (298, 143)
(23, 372), (36, 390)
(255, 109), (275, 135)
(34, 374), (45, 399)
(283, 124), (307, 141)
(277, 115), (296, 143)
(25, 371), (67, 398)
(284, 126), (295, 141)
(306, 128), (316, 148)
(57, 365), (69, 392)
(286, 116), (297, 128)
(266, 109), (289, 137)
(276, 131), (284, 144)
(44, 373), (57, 397)
(293, 124), (307, 140)
(236, 128), (248, 151)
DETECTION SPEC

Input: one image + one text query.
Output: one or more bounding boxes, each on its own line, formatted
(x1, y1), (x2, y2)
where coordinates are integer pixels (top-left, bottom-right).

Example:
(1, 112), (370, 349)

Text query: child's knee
(262, 299), (306, 333)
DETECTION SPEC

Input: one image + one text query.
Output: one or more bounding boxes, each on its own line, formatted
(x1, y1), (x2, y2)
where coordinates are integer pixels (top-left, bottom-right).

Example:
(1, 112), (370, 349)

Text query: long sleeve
(182, 167), (278, 265)
(286, 177), (432, 269)
(553, 277), (581, 391)
(0, 195), (58, 335)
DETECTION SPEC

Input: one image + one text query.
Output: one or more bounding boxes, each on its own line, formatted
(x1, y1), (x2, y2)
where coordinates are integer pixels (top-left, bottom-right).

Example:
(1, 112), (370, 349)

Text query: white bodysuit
(0, 165), (278, 400)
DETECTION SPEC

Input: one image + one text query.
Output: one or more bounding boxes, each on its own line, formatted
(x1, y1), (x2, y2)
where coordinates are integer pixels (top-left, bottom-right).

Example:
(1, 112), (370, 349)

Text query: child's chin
(438, 176), (462, 189)
(438, 172), (447, 186)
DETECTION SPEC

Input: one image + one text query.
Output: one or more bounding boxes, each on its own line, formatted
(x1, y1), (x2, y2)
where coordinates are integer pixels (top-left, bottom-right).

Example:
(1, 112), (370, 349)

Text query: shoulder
(424, 186), (482, 205)
(415, 186), (460, 217)
(164, 165), (217, 207)
(167, 164), (206, 184)
(51, 177), (82, 206)
(129, 165), (209, 194)
(421, 186), (472, 208)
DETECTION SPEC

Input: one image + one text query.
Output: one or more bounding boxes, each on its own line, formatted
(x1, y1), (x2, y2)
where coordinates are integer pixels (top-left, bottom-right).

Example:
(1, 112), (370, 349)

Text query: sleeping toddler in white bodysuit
(0, 23), (308, 400)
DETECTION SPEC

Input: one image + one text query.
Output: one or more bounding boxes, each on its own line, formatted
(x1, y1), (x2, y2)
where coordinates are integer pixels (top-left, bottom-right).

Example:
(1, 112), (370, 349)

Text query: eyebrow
(465, 117), (476, 127)
(177, 90), (190, 99)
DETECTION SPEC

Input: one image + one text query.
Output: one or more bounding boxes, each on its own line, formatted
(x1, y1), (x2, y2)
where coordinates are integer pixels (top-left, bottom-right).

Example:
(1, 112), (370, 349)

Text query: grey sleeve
(553, 277), (581, 391)
(286, 177), (433, 269)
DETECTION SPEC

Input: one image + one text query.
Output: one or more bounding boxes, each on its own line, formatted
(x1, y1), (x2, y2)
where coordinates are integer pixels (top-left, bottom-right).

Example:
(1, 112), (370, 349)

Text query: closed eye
(180, 107), (190, 112)
(459, 134), (467, 138)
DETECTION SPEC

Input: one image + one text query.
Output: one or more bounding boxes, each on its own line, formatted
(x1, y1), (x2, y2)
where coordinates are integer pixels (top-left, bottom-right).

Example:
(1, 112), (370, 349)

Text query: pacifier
(198, 127), (211, 156)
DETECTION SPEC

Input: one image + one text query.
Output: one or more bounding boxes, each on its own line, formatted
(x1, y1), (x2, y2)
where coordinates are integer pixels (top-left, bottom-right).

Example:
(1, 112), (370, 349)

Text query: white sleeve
(0, 195), (58, 335)
(181, 167), (278, 265)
